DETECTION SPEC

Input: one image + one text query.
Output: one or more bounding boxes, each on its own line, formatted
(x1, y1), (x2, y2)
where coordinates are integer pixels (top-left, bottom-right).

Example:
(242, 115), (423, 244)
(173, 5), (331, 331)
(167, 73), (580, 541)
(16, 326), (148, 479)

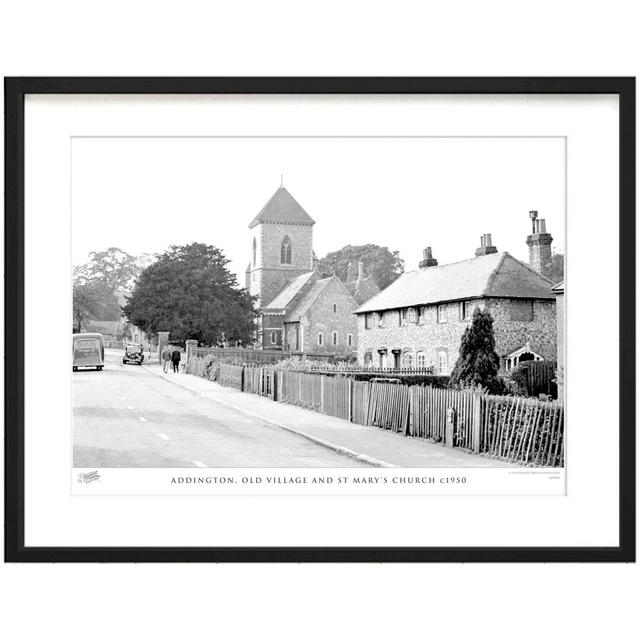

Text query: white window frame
(270, 331), (277, 345)
(437, 350), (448, 374)
(317, 332), (323, 347)
(332, 331), (338, 346)
(416, 351), (426, 368)
(347, 333), (353, 347)
(437, 304), (447, 324)
(377, 312), (386, 328)
(364, 313), (372, 330)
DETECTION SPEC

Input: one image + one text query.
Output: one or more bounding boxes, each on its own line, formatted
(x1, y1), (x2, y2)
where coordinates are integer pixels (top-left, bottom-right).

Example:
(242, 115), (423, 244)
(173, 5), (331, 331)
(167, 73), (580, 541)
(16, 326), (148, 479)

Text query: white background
(1, 2), (638, 640)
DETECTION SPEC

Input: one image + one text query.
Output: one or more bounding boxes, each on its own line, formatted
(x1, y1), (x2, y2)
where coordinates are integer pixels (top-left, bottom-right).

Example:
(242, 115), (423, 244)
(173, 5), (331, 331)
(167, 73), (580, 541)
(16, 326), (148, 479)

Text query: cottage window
(332, 331), (338, 346)
(460, 300), (474, 321)
(270, 331), (277, 345)
(347, 333), (353, 347)
(364, 352), (372, 366)
(408, 307), (419, 324)
(399, 309), (408, 326)
(280, 236), (292, 265)
(437, 350), (448, 374)
(403, 351), (413, 368)
(437, 304), (447, 323)
(510, 300), (534, 322)
(377, 312), (386, 328)
(317, 332), (323, 347)
(416, 351), (426, 368)
(365, 313), (373, 330)
(418, 307), (426, 324)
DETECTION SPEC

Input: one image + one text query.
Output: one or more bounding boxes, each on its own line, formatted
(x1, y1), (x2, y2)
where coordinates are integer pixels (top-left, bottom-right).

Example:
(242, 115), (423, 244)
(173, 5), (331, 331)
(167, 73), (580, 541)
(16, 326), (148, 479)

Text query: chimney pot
(419, 246), (438, 268)
(475, 233), (497, 257)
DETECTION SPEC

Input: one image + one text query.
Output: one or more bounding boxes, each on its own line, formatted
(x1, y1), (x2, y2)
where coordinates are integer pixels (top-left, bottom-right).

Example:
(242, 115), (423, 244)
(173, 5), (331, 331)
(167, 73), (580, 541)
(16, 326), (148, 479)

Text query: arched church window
(252, 238), (257, 266)
(280, 236), (292, 265)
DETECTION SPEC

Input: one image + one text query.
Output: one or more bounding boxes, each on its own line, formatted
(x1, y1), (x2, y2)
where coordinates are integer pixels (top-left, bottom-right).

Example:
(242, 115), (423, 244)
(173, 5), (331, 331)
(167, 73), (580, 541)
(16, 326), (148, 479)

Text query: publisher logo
(78, 470), (101, 484)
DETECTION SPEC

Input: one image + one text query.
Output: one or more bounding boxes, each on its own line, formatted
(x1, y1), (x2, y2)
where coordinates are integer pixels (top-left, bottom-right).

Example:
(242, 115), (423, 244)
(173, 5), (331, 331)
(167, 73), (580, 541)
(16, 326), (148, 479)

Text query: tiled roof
(249, 186), (315, 229)
(285, 276), (335, 321)
(356, 252), (555, 313)
(262, 271), (317, 311)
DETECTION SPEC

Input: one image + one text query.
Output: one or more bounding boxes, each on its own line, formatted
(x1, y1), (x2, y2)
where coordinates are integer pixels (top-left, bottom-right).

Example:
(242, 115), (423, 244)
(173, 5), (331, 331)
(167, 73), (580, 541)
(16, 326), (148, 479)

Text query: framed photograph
(5, 77), (635, 562)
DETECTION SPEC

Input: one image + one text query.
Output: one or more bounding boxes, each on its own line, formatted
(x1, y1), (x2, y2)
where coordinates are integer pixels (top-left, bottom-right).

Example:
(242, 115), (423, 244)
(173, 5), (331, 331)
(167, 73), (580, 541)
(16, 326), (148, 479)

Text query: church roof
(262, 271), (317, 311)
(249, 186), (315, 229)
(356, 252), (555, 313)
(285, 276), (336, 321)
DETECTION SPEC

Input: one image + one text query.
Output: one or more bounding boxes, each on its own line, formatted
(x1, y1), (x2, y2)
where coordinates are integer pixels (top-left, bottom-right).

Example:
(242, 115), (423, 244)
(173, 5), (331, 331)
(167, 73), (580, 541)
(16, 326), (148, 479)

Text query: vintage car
(123, 343), (145, 365)
(72, 333), (105, 371)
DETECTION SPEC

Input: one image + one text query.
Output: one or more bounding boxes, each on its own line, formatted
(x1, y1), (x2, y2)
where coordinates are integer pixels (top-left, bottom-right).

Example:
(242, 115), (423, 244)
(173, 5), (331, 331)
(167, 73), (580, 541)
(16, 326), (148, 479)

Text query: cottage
(245, 182), (359, 355)
(355, 229), (557, 374)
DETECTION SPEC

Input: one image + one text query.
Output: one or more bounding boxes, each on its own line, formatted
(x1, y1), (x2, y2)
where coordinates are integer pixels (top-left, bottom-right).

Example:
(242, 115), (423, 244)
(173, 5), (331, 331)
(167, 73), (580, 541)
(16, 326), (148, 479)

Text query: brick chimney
(419, 247), (438, 268)
(475, 233), (497, 257)
(526, 210), (553, 279)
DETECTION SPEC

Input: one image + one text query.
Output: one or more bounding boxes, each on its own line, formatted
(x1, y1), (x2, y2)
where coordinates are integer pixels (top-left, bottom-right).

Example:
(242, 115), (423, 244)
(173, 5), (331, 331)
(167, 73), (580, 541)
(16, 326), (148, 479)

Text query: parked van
(72, 333), (105, 371)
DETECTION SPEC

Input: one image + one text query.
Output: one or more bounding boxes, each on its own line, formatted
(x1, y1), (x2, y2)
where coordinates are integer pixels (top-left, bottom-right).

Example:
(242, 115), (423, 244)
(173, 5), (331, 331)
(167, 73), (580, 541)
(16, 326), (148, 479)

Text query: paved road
(73, 350), (367, 468)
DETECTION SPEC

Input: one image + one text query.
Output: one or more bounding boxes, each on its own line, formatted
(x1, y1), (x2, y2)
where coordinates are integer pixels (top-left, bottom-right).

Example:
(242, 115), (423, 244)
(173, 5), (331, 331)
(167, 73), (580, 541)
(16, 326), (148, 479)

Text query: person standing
(162, 346), (172, 373)
(171, 347), (181, 373)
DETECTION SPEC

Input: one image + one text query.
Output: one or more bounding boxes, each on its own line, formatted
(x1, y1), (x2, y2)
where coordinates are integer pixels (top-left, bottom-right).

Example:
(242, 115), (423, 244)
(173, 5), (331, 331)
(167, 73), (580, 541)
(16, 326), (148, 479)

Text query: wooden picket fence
(218, 364), (243, 390)
(187, 359), (564, 467)
(481, 395), (564, 466)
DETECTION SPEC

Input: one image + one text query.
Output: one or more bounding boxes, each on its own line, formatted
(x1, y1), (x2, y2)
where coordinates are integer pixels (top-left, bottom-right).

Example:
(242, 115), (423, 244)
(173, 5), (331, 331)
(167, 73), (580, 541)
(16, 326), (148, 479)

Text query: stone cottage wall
(357, 297), (557, 373)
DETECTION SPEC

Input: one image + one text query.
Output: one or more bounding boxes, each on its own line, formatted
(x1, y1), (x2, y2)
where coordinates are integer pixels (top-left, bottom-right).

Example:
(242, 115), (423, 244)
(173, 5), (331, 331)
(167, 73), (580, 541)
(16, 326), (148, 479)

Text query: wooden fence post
(240, 365), (245, 392)
(348, 377), (353, 422)
(405, 386), (413, 436)
(472, 393), (482, 453)
(445, 406), (456, 448)
(320, 375), (325, 414)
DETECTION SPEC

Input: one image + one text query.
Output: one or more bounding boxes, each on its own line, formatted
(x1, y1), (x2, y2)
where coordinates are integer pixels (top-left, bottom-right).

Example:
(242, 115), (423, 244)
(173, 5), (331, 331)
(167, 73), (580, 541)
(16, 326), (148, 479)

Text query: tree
(73, 280), (119, 332)
(73, 247), (141, 293)
(450, 308), (502, 393)
(315, 244), (404, 290)
(122, 243), (257, 345)
(549, 252), (564, 284)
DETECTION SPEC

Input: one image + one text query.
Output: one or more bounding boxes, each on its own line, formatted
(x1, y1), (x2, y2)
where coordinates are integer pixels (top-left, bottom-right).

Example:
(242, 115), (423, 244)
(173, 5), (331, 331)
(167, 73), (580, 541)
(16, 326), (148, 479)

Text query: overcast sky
(72, 136), (565, 283)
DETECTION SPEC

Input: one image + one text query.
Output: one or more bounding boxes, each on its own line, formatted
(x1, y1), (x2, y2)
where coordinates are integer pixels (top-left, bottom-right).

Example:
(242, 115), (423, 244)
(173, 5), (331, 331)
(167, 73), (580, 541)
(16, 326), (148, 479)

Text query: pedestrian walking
(171, 347), (181, 373)
(162, 346), (172, 373)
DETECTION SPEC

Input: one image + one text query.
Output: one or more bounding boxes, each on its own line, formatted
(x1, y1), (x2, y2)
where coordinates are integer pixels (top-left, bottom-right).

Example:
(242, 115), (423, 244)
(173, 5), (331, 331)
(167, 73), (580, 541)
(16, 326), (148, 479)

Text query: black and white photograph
(71, 136), (566, 473)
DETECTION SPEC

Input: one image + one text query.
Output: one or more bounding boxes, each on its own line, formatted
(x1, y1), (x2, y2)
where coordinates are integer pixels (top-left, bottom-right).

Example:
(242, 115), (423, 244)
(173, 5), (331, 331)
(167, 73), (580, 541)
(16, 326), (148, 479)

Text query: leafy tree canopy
(450, 308), (502, 393)
(73, 280), (120, 332)
(315, 244), (404, 291)
(122, 243), (257, 345)
(549, 252), (564, 284)
(73, 247), (141, 293)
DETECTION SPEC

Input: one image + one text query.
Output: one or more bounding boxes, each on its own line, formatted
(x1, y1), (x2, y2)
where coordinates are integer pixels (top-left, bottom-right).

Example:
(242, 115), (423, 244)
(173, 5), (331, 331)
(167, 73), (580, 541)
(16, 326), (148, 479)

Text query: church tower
(248, 183), (315, 308)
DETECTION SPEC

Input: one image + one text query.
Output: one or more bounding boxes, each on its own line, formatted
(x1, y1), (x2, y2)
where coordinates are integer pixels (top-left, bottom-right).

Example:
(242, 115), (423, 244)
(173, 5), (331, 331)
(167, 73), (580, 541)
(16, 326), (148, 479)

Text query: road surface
(73, 350), (367, 468)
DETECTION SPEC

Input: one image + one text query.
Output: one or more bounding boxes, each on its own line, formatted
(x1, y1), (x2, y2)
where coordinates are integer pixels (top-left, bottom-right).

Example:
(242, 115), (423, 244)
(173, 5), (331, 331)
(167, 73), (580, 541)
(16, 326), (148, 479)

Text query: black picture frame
(4, 77), (635, 563)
